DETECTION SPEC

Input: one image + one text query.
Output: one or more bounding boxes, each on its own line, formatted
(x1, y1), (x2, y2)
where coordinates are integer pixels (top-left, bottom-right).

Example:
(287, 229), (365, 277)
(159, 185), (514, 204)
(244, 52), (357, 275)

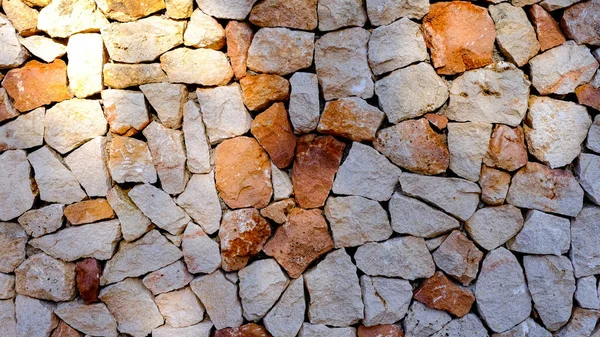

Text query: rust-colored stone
(561, 0), (600, 46)
(479, 166), (511, 206)
(433, 230), (484, 286)
(260, 198), (296, 224)
(251, 103), (297, 169)
(425, 113), (448, 130)
(215, 136), (273, 209)
(528, 4), (566, 52)
(64, 199), (116, 225)
(317, 97), (384, 142)
(414, 271), (475, 317)
(422, 1), (495, 75)
(292, 134), (345, 209)
(263, 208), (334, 278)
(76, 258), (101, 304)
(576, 84), (600, 111)
(358, 325), (404, 337)
(483, 124), (528, 172)
(214, 323), (272, 337)
(249, 0), (318, 31)
(2, 59), (72, 112)
(219, 208), (271, 271)
(240, 73), (290, 111)
(226, 21), (254, 79)
(51, 321), (83, 337)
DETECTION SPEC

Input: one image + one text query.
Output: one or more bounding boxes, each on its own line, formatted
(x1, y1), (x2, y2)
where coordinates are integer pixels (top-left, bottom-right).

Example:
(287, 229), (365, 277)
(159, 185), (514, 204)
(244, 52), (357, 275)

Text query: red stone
(226, 21), (254, 80)
(292, 134), (345, 209)
(414, 271), (475, 317)
(561, 0), (600, 46)
(240, 74), (290, 111)
(358, 325), (404, 337)
(483, 124), (528, 172)
(51, 321), (83, 337)
(76, 258), (102, 304)
(251, 103), (297, 169)
(219, 208), (271, 271)
(528, 4), (566, 52)
(424, 113), (448, 130)
(576, 84), (600, 111)
(214, 323), (272, 337)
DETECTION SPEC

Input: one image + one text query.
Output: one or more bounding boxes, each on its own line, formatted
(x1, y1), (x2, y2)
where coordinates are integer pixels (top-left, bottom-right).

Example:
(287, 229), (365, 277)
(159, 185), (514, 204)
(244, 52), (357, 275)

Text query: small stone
(190, 270), (243, 329)
(99, 278), (163, 337)
(299, 323), (357, 337)
(108, 136), (157, 184)
(575, 276), (600, 310)
(361, 276), (412, 326)
(75, 258), (101, 304)
(155, 287), (204, 328)
(37, 0), (108, 38)
(64, 199), (114, 225)
(226, 21), (253, 79)
(358, 325), (404, 337)
(239, 259), (289, 321)
(153, 321), (213, 337)
(355, 237), (435, 280)
(128, 184), (190, 235)
(433, 230), (483, 286)
(103, 63), (167, 89)
(539, 0), (578, 10)
(0, 107), (44, 151)
(0, 89), (18, 123)
(0, 222), (27, 273)
(400, 173), (481, 221)
(67, 33), (104, 98)
(101, 17), (184, 63)
(95, 0), (165, 22)
(248, 28), (314, 76)
(507, 210), (570, 255)
(183, 9), (225, 49)
(260, 200), (294, 226)
(263, 276), (305, 337)
(404, 299), (451, 337)
(479, 166), (511, 206)
(571, 205), (600, 278)
(576, 84), (600, 111)
(489, 3), (539, 66)
(165, 0), (193, 18)
(465, 205), (524, 251)
(106, 185), (152, 240)
(422, 2), (496, 74)
(289, 72), (320, 133)
(390, 193), (459, 238)
(102, 89), (149, 136)
(528, 4), (565, 51)
(29, 220), (121, 262)
(176, 173), (221, 235)
(140, 83), (186, 129)
(101, 230), (182, 285)
(28, 146), (86, 204)
(554, 308), (600, 337)
(251, 103), (296, 168)
(182, 223), (221, 274)
(562, 0), (600, 46)
(15, 295), (58, 337)
(475, 247), (532, 333)
(196, 85), (252, 144)
(374, 119), (449, 175)
(318, 0), (367, 31)
(447, 122), (492, 182)
(240, 74), (289, 112)
(50, 320), (82, 337)
(143, 261), (193, 295)
(414, 272), (475, 317)
(506, 162), (584, 217)
(483, 125), (528, 171)
(0, 151), (35, 221)
(318, 98), (384, 142)
(19, 36), (66, 63)
(196, 0), (258, 19)
(315, 28), (373, 101)
(366, 0), (429, 26)
(369, 18), (428, 76)
(3, 0), (39, 37)
(64, 137), (111, 198)
(15, 253), (76, 301)
(305, 249), (364, 327)
(425, 114), (448, 130)
(219, 208), (271, 271)
(492, 318), (552, 337)
(263, 208), (334, 278)
(250, 0), (317, 30)
(55, 301), (117, 336)
(182, 102), (210, 174)
(271, 163), (293, 201)
(431, 314), (489, 337)
(0, 273), (15, 299)
(215, 323), (272, 337)
(576, 153), (600, 205)
(0, 16), (27, 69)
(292, 134), (345, 209)
(17, 204), (64, 239)
(143, 121), (187, 194)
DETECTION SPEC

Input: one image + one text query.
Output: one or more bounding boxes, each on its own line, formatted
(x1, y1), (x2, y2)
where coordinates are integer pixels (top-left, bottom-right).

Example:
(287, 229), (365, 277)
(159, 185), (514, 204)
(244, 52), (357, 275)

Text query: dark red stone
(76, 258), (101, 304)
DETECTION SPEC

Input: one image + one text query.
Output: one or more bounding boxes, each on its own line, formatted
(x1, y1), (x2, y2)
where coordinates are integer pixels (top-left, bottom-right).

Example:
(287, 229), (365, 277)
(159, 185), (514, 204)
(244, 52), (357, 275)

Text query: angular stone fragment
(128, 184), (190, 235)
(414, 272), (475, 317)
(197, 85), (252, 144)
(108, 136), (157, 184)
(447, 122), (492, 181)
(226, 21), (253, 79)
(575, 276), (600, 310)
(247, 28), (315, 76)
(182, 223), (221, 274)
(63, 199), (114, 225)
(155, 287), (204, 328)
(181, 102), (210, 174)
(251, 103), (296, 168)
(317, 98), (383, 142)
(433, 230), (483, 286)
(50, 320), (82, 337)
(562, 0), (600, 46)
(15, 253), (76, 301)
(400, 173), (481, 221)
(588, 115), (600, 153)
(0, 89), (18, 123)
(0, 274), (15, 299)
(479, 166), (511, 206)
(506, 162), (584, 217)
(106, 186), (150, 242)
(153, 321), (213, 337)
(554, 307), (600, 337)
(374, 119), (449, 175)
(103, 63), (167, 89)
(318, 0), (367, 31)
(466, 205), (524, 251)
(67, 34), (104, 98)
(55, 301), (117, 336)
(571, 205), (600, 277)
(271, 163), (293, 201)
(299, 323), (356, 337)
(164, 0), (193, 18)
(483, 125), (528, 171)
(143, 261), (193, 295)
(355, 237), (435, 279)
(289, 72), (320, 134)
(366, 0), (429, 26)
(0, 222), (27, 274)
(139, 83), (186, 129)
(528, 4), (565, 51)
(239, 259), (289, 321)
(263, 276), (305, 337)
(361, 276), (411, 326)
(17, 204), (63, 239)
(492, 318), (552, 337)
(250, 0), (317, 30)
(143, 121), (187, 195)
(75, 258), (101, 304)
(260, 199), (295, 224)
(404, 301), (451, 337)
(575, 153), (600, 205)
(161, 47), (233, 85)
(190, 270), (243, 330)
(196, 0), (258, 19)
(576, 83), (600, 111)
(176, 173), (221, 235)
(219, 208), (271, 271)
(64, 137), (110, 197)
(3, 0), (39, 37)
(422, 2), (496, 74)
(431, 314), (489, 337)
(476, 248), (532, 333)
(102, 89), (149, 136)
(389, 193), (459, 238)
(489, 4), (539, 66)
(19, 36), (66, 64)
(37, 0), (109, 38)
(0, 151), (35, 222)
(264, 208), (334, 278)
(96, 0), (165, 22)
(0, 301), (16, 335)
(15, 295), (58, 337)
(507, 210), (570, 256)
(215, 323), (272, 337)
(0, 16), (27, 69)
(241, 74), (289, 112)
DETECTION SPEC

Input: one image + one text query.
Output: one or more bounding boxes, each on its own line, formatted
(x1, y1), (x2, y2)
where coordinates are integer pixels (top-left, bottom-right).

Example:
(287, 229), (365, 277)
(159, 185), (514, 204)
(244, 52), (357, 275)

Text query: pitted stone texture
(176, 173), (221, 235)
(15, 295), (58, 337)
(182, 101), (211, 174)
(404, 301), (451, 337)
(226, 21), (253, 79)
(414, 272), (475, 317)
(489, 4), (539, 66)
(67, 33), (104, 98)
(129, 184), (189, 235)
(361, 275), (412, 326)
(0, 107), (43, 152)
(143, 261), (193, 295)
(20, 35), (65, 63)
(575, 276), (600, 309)
(251, 103), (296, 169)
(431, 314), (489, 337)
(17, 204), (63, 239)
(103, 63), (167, 89)
(528, 4), (565, 52)
(433, 230), (483, 286)
(196, 85), (252, 144)
(239, 259), (289, 321)
(317, 98), (384, 142)
(102, 89), (149, 136)
(554, 308), (600, 337)
(289, 72), (320, 133)
(37, 0), (109, 38)
(143, 121), (187, 195)
(161, 48), (233, 86)
(506, 210), (571, 255)
(0, 16), (27, 69)
(0, 151), (35, 221)
(263, 276), (305, 337)
(65, 137), (111, 198)
(196, 0), (258, 19)
(165, 0), (193, 18)
(447, 122), (492, 182)
(190, 270), (243, 330)
(182, 223), (221, 274)
(155, 287), (205, 328)
(479, 166), (511, 206)
(465, 205), (524, 251)
(108, 136), (157, 184)
(483, 125), (528, 172)
(250, 0), (317, 30)
(106, 186), (151, 242)
(0, 300), (16, 335)
(571, 205), (600, 278)
(575, 153), (600, 205)
(241, 74), (289, 112)
(0, 273), (15, 299)
(561, 0), (600, 46)
(15, 253), (76, 302)
(492, 318), (552, 337)
(183, 9), (225, 49)
(390, 193), (459, 238)
(318, 0), (367, 31)
(366, 0), (429, 26)
(140, 83), (186, 129)
(55, 301), (118, 337)
(0, 222), (28, 273)
(247, 28), (315, 76)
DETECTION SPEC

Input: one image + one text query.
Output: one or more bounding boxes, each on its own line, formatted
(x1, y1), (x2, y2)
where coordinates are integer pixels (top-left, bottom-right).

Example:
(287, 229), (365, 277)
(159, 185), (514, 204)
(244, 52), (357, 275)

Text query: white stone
(15, 253), (76, 302)
(0, 273), (15, 299)
(182, 223), (221, 274)
(426, 234), (448, 252)
(332, 142), (401, 201)
(190, 270), (243, 330)
(101, 230), (183, 285)
(196, 85), (252, 144)
(28, 146), (86, 205)
(140, 82), (186, 129)
(324, 196), (392, 248)
(182, 101), (211, 174)
(575, 276), (600, 310)
(465, 205), (524, 251)
(305, 249), (363, 327)
(129, 184), (190, 236)
(299, 323), (357, 337)
(67, 33), (104, 98)
(55, 301), (118, 337)
(165, 0), (193, 18)
(65, 137), (111, 197)
(264, 276), (305, 337)
(184, 9), (225, 49)
(0, 107), (44, 152)
(17, 204), (64, 239)
(489, 4), (540, 66)
(404, 301), (452, 337)
(37, 0), (109, 38)
(587, 115), (600, 153)
(506, 210), (571, 255)
(571, 205), (600, 278)
(366, 0), (429, 26)
(0, 17), (27, 69)
(15, 295), (58, 337)
(103, 63), (167, 89)
(431, 314), (489, 337)
(102, 89), (149, 135)
(0, 151), (35, 221)
(447, 122), (492, 181)
(155, 287), (205, 328)
(108, 136), (157, 184)
(0, 89), (17, 121)
(361, 275), (412, 326)
(390, 193), (460, 238)
(493, 318), (552, 337)
(106, 186), (151, 242)
(19, 35), (66, 63)
(239, 259), (289, 321)
(153, 321), (213, 337)
(143, 261), (194, 295)
(318, 0), (368, 31)
(288, 72), (320, 134)
(575, 153), (600, 205)
(0, 300), (16, 336)
(161, 47), (233, 85)
(247, 28), (315, 76)
(0, 222), (27, 273)
(271, 163), (293, 201)
(375, 62), (448, 123)
(368, 18), (428, 75)
(196, 0), (258, 19)
(176, 173), (221, 235)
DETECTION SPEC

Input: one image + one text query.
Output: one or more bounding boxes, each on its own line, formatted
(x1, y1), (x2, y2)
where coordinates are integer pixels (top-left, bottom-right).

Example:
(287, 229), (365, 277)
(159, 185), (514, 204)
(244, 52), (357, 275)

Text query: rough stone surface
(106, 186), (151, 242)
(561, 0), (600, 46)
(431, 314), (489, 337)
(15, 295), (58, 337)
(190, 270), (243, 330)
(37, 0), (109, 38)
(143, 261), (193, 295)
(366, 0), (429, 26)
(0, 107), (43, 152)
(143, 121), (187, 194)
(575, 276), (599, 310)
(0, 151), (35, 221)
(183, 9), (225, 49)
(63, 199), (114, 225)
(588, 115), (600, 153)
(271, 163), (293, 201)
(299, 323), (357, 337)
(239, 259), (289, 321)
(479, 166), (511, 206)
(465, 205), (524, 251)
(492, 318), (552, 337)
(260, 199), (295, 224)
(361, 275), (412, 326)
(507, 210), (571, 255)
(75, 258), (101, 304)
(250, 0), (317, 30)
(414, 272), (475, 317)
(0, 88), (19, 123)
(182, 223), (221, 274)
(196, 85), (252, 144)
(153, 321), (213, 337)
(251, 103), (296, 169)
(161, 48), (233, 86)
(318, 0), (367, 31)
(433, 230), (483, 286)
(103, 63), (167, 89)
(17, 205), (63, 240)
(108, 136), (157, 184)
(55, 301), (118, 336)
(65, 137), (111, 197)
(15, 253), (76, 301)
(140, 82), (186, 129)
(318, 98), (384, 142)
(571, 205), (600, 277)
(389, 193), (459, 238)
(447, 122), (492, 181)
(489, 3), (539, 66)
(182, 101), (210, 174)
(575, 153), (600, 205)
(3, 0), (39, 37)
(483, 125), (528, 172)
(0, 16), (27, 69)
(247, 28), (315, 76)
(129, 184), (189, 235)
(528, 4), (565, 51)
(165, 0), (193, 18)
(19, 35), (66, 63)
(554, 308), (600, 337)
(226, 21), (253, 79)
(0, 222), (28, 273)
(196, 0), (258, 19)
(50, 320), (82, 337)
(241, 74), (290, 112)
(102, 89), (149, 136)
(263, 276), (305, 337)
(576, 83), (600, 111)
(155, 287), (205, 328)
(289, 72), (320, 133)
(404, 298), (452, 337)
(176, 173), (221, 235)
(0, 274), (14, 299)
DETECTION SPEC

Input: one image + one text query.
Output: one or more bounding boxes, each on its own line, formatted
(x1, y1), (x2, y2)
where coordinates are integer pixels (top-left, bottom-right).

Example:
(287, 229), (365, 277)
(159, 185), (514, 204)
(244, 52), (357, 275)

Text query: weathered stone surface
(247, 28), (314, 76)
(0, 273), (15, 299)
(483, 125), (528, 171)
(143, 261), (193, 295)
(554, 307), (600, 337)
(489, 3), (539, 66)
(524, 255), (575, 331)
(182, 223), (221, 274)
(215, 323), (272, 337)
(0, 151), (35, 222)
(507, 210), (570, 256)
(292, 134), (345, 209)
(196, 0), (258, 19)
(260, 199), (295, 224)
(64, 137), (110, 197)
(355, 237), (435, 280)
(55, 301), (117, 336)
(128, 184), (190, 235)
(376, 63), (448, 123)
(588, 114), (600, 153)
(0, 89), (18, 123)
(0, 300), (16, 335)
(575, 153), (600, 205)
(161, 47), (233, 85)
(528, 4), (565, 51)
(422, 2), (496, 74)
(361, 276), (411, 326)
(571, 205), (600, 277)
(108, 136), (157, 184)
(447, 122), (492, 181)
(400, 173), (481, 221)
(140, 83), (186, 129)
(251, 103), (296, 169)
(317, 98), (383, 142)
(106, 186), (151, 242)
(165, 0), (193, 18)
(182, 101), (210, 174)
(15, 253), (76, 301)
(492, 318), (552, 337)
(3, 0), (39, 37)
(433, 230), (483, 286)
(425, 113), (448, 130)
(404, 298), (452, 337)
(0, 222), (27, 274)
(466, 205), (524, 251)
(67, 33), (104, 98)
(15, 295), (58, 337)
(271, 163), (293, 201)
(103, 63), (167, 89)
(525, 96), (591, 168)
(176, 173), (221, 235)
(239, 259), (289, 321)
(0, 16), (27, 69)
(96, 0), (165, 22)
(390, 193), (459, 238)
(190, 270), (243, 330)
(155, 287), (204, 328)
(431, 314), (489, 337)
(143, 121), (187, 194)
(315, 28), (373, 101)
(414, 272), (475, 317)
(241, 74), (289, 112)
(101, 230), (182, 285)
(64, 199), (114, 225)
(289, 72), (320, 134)
(197, 85), (252, 144)
(29, 220), (121, 262)
(99, 278), (163, 337)
(299, 323), (357, 337)
(264, 208), (334, 278)
(37, 0), (109, 38)
(250, 0), (317, 30)
(219, 208), (271, 271)
(50, 320), (82, 337)
(475, 247), (532, 333)
(102, 89), (149, 136)
(19, 36), (66, 63)
(479, 166), (511, 206)
(226, 21), (253, 79)
(263, 276), (305, 337)
(75, 258), (101, 304)
(153, 321), (213, 337)
(562, 0), (600, 46)
(506, 162), (584, 217)
(366, 0), (429, 26)
(17, 204), (63, 239)
(318, 0), (367, 31)
(575, 276), (599, 310)
(576, 83), (600, 111)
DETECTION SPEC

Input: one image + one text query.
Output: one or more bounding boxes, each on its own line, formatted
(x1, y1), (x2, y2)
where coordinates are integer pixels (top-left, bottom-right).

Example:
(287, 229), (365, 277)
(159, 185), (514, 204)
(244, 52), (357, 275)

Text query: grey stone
(15, 295), (58, 337)
(491, 318), (551, 337)
(0, 222), (28, 273)
(588, 115), (600, 154)
(0, 300), (16, 336)
(432, 230), (483, 286)
(299, 323), (356, 337)
(431, 314), (489, 337)
(0, 108), (44, 151)
(404, 301), (452, 337)
(263, 276), (305, 337)
(15, 253), (76, 302)
(181, 223), (221, 274)
(65, 137), (111, 197)
(142, 261), (194, 295)
(190, 270), (243, 330)
(575, 276), (600, 310)
(239, 259), (289, 321)
(575, 153), (600, 205)
(17, 204), (64, 239)
(0, 150), (35, 221)
(570, 205), (600, 278)
(128, 184), (190, 236)
(106, 186), (152, 242)
(0, 273), (15, 299)
(55, 301), (118, 337)
(182, 101), (211, 174)
(289, 72), (320, 134)
(506, 210), (571, 255)
(447, 122), (493, 181)
(317, 0), (368, 31)
(196, 0), (258, 19)
(366, 0), (429, 26)
(361, 275), (412, 326)
(390, 193), (459, 238)
(247, 28), (315, 76)
(152, 321), (213, 337)
(176, 173), (222, 235)
(465, 205), (524, 251)
(554, 308), (600, 337)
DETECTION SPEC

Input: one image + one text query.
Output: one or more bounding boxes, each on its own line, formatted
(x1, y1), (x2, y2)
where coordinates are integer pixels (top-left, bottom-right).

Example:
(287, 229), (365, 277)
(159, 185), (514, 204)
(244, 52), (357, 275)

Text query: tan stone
(37, 0), (109, 38)
(240, 74), (290, 111)
(249, 0), (317, 30)
(0, 222), (28, 273)
(19, 36), (66, 63)
(483, 124), (528, 172)
(219, 208), (271, 271)
(108, 136), (157, 184)
(528, 4), (565, 51)
(247, 28), (315, 76)
(51, 321), (83, 337)
(317, 97), (384, 142)
(103, 63), (167, 89)
(64, 137), (111, 198)
(425, 113), (448, 130)
(165, 0), (193, 18)
(414, 272), (475, 317)
(225, 21), (253, 79)
(183, 9), (225, 49)
(251, 103), (296, 169)
(15, 253), (76, 301)
(489, 3), (540, 67)
(64, 199), (115, 225)
(260, 198), (296, 224)
(3, 0), (39, 37)
(358, 325), (404, 337)
(576, 84), (600, 111)
(432, 231), (483, 286)
(95, 0), (165, 22)
(479, 166), (511, 206)
(161, 47), (233, 86)
(140, 82), (186, 129)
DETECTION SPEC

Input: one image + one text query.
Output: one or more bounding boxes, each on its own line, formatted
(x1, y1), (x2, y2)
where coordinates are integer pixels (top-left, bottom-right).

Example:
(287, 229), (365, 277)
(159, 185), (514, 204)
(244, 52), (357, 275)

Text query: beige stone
(161, 48), (233, 85)
(479, 166), (511, 205)
(247, 28), (315, 76)
(128, 184), (190, 235)
(64, 137), (111, 197)
(0, 222), (28, 273)
(15, 253), (76, 301)
(196, 85), (252, 144)
(102, 89), (149, 136)
(103, 63), (167, 89)
(37, 0), (109, 38)
(55, 301), (117, 337)
(483, 124), (528, 172)
(184, 9), (226, 49)
(182, 102), (210, 174)
(155, 287), (205, 328)
(95, 0), (165, 22)
(447, 122), (492, 182)
(67, 34), (105, 98)
(489, 3), (540, 66)
(176, 172), (222, 235)
(366, 0), (429, 26)
(19, 36), (66, 63)
(165, 0), (193, 18)
(106, 186), (152, 242)
(196, 0), (258, 19)
(190, 270), (243, 329)
(318, 0), (367, 31)
(318, 98), (384, 142)
(3, 0), (39, 37)
(182, 223), (221, 274)
(140, 83), (186, 129)
(142, 260), (193, 295)
(0, 17), (27, 69)
(0, 151), (35, 222)
(17, 204), (64, 238)
(108, 136), (157, 184)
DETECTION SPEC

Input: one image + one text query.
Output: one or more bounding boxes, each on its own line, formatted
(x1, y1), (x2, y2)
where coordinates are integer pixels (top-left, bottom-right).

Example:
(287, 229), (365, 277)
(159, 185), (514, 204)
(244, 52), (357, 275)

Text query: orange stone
(259, 198), (296, 224)
(483, 124), (528, 172)
(240, 73), (290, 111)
(51, 321), (83, 337)
(358, 325), (404, 337)
(226, 21), (254, 80)
(479, 166), (511, 206)
(424, 113), (449, 130)
(214, 323), (272, 337)
(528, 4), (566, 52)
(2, 59), (72, 112)
(413, 271), (475, 317)
(219, 208), (271, 271)
(64, 199), (116, 225)
(215, 136), (273, 209)
(317, 97), (384, 142)
(422, 1), (495, 75)
(251, 103), (297, 169)
(292, 134), (345, 209)
(249, 0), (318, 31)
(263, 208), (334, 278)
(76, 258), (101, 304)
(576, 84), (600, 111)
